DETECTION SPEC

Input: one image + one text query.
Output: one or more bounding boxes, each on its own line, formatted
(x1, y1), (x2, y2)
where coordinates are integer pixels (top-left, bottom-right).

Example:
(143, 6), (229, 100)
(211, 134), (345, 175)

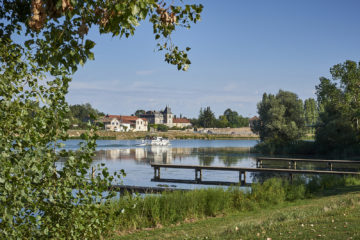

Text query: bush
(157, 124), (169, 132)
(251, 178), (286, 206)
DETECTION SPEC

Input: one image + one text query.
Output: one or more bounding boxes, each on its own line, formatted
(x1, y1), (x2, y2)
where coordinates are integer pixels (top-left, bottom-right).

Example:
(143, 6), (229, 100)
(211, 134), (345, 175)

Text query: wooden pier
(151, 163), (360, 186)
(256, 157), (360, 170)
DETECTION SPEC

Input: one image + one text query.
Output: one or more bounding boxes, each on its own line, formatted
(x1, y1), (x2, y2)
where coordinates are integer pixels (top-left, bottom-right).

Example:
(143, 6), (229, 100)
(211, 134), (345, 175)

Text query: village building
(102, 115), (148, 132)
(140, 106), (174, 126)
(140, 106), (193, 128)
(172, 117), (192, 128)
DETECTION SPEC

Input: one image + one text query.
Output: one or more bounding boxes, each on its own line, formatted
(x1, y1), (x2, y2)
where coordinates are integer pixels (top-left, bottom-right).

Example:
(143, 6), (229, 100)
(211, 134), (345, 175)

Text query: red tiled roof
(173, 118), (190, 123)
(249, 116), (259, 121)
(103, 115), (147, 124)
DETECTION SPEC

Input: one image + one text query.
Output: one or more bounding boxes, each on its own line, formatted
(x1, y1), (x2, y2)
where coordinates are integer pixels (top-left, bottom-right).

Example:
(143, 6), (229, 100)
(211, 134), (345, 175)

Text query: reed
(102, 175), (360, 235)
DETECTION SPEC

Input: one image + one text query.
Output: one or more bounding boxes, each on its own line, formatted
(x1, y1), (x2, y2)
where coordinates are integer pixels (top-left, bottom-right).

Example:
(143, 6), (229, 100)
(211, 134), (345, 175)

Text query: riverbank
(114, 185), (360, 239)
(103, 176), (360, 239)
(67, 128), (259, 140)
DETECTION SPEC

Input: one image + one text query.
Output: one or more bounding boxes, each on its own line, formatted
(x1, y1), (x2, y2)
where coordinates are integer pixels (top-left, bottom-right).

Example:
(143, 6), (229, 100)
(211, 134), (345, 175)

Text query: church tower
(163, 105), (173, 125)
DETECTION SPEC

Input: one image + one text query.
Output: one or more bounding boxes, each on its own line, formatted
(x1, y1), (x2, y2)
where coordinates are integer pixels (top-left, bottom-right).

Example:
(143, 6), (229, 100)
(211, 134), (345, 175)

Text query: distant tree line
(66, 103), (105, 129)
(252, 60), (360, 157)
(191, 107), (249, 128)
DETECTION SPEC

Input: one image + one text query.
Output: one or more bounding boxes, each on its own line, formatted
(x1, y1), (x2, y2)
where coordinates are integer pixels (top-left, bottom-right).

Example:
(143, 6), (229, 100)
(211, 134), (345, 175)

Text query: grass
(102, 176), (360, 239)
(111, 185), (360, 240)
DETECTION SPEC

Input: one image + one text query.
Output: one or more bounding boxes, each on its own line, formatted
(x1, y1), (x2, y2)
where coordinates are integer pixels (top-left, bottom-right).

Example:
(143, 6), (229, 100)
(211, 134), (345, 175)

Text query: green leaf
(85, 40), (96, 50)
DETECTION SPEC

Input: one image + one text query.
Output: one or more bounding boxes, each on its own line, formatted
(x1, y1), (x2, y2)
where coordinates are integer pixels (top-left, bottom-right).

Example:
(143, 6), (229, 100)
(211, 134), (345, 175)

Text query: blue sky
(68, 0), (360, 118)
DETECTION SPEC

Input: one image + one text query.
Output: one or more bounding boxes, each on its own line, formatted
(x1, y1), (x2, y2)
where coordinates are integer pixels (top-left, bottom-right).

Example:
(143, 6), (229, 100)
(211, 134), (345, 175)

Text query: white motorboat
(139, 136), (170, 146)
(150, 137), (170, 146)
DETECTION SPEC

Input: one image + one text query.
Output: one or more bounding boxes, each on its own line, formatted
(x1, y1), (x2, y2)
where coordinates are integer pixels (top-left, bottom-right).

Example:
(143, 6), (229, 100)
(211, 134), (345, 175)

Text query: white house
(102, 115), (148, 132)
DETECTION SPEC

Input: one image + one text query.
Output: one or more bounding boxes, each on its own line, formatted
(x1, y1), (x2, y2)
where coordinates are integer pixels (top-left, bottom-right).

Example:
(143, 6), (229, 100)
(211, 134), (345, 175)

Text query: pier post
(154, 167), (161, 180)
(328, 162), (333, 171)
(195, 168), (202, 182)
(239, 171), (246, 186)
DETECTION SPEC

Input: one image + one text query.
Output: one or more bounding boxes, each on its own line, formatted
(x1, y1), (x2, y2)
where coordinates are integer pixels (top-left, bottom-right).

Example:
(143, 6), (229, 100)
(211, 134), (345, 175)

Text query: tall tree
(252, 90), (305, 143)
(304, 98), (318, 133)
(222, 108), (249, 128)
(198, 107), (216, 128)
(315, 60), (360, 152)
(223, 108), (240, 127)
(0, 1), (202, 238)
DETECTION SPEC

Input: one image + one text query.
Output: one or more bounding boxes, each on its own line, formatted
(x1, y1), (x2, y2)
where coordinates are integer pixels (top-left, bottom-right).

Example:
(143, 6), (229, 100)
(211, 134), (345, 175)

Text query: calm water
(59, 139), (259, 189)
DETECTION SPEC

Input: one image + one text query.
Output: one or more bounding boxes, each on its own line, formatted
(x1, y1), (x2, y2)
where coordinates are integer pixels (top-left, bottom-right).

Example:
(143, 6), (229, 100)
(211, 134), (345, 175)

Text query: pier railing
(150, 163), (360, 186)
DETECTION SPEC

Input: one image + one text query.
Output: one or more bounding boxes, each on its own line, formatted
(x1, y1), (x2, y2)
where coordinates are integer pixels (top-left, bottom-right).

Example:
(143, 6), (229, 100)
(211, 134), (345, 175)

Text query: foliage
(192, 108), (249, 128)
(0, 0), (202, 238)
(149, 124), (169, 132)
(304, 98), (318, 133)
(134, 109), (145, 117)
(198, 106), (217, 128)
(221, 108), (249, 128)
(157, 124), (169, 132)
(67, 103), (105, 128)
(252, 90), (306, 145)
(315, 60), (360, 154)
(252, 140), (316, 155)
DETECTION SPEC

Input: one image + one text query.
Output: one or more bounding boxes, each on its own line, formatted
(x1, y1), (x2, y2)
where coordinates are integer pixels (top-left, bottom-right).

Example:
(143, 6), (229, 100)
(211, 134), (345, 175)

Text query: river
(59, 139), (259, 189)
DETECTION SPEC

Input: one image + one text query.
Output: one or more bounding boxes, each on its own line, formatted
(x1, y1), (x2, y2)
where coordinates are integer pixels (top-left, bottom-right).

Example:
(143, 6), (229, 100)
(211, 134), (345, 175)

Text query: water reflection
(57, 140), (258, 188)
(93, 146), (252, 166)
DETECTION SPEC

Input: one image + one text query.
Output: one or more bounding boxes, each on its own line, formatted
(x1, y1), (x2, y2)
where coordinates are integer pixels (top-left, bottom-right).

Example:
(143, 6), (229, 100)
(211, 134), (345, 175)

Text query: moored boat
(139, 136), (170, 146)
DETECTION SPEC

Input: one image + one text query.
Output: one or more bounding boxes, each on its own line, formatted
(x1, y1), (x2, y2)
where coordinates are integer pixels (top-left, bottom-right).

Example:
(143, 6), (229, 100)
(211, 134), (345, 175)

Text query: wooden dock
(256, 157), (360, 170)
(151, 163), (360, 186)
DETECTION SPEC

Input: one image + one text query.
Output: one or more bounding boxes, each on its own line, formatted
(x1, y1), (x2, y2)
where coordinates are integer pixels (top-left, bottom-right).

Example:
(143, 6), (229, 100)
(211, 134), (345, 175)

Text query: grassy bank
(103, 175), (360, 239)
(115, 186), (360, 239)
(67, 130), (259, 140)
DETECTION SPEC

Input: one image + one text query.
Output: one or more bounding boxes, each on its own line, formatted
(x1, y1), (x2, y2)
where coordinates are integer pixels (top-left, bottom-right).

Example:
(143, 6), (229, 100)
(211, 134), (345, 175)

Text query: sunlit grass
(103, 175), (360, 238)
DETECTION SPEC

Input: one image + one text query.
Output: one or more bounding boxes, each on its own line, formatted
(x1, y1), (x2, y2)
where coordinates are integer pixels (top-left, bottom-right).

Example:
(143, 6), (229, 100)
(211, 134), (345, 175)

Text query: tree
(252, 90), (305, 144)
(156, 124), (169, 132)
(304, 98), (318, 133)
(0, 1), (202, 238)
(217, 115), (229, 128)
(223, 108), (240, 127)
(198, 107), (216, 128)
(315, 60), (360, 152)
(66, 103), (105, 128)
(221, 108), (249, 128)
(134, 109), (145, 117)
